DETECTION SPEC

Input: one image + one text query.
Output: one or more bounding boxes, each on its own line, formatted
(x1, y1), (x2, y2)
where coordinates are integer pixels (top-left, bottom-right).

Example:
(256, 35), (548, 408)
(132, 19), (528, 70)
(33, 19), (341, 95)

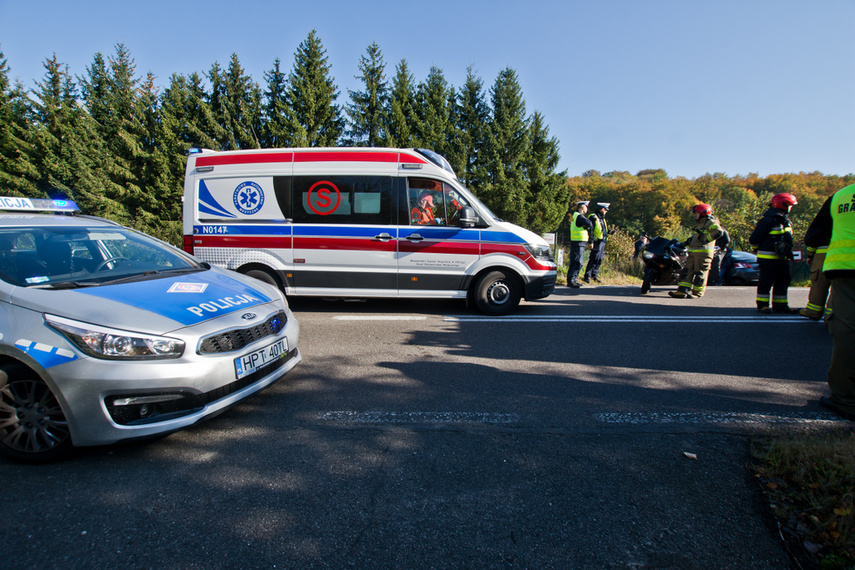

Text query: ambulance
(182, 147), (557, 315)
(0, 197), (300, 462)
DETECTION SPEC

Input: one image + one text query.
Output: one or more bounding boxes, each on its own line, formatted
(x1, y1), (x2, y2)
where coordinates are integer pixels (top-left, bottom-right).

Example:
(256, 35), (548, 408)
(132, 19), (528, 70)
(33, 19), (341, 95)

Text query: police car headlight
(45, 315), (185, 360)
(524, 243), (553, 260)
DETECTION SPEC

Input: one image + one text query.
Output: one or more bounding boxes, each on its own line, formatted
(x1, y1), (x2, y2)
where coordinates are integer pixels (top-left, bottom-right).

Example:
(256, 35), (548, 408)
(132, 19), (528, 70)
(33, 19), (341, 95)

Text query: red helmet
(771, 193), (798, 209)
(692, 203), (712, 216)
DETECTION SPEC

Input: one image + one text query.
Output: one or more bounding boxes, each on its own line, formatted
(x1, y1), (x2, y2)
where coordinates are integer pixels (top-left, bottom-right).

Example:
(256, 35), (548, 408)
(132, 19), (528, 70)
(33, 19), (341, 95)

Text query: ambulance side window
(291, 176), (393, 225)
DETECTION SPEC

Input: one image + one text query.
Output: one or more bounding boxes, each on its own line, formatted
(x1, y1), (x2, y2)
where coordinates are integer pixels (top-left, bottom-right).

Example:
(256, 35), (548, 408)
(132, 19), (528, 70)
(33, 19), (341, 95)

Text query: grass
(751, 432), (855, 569)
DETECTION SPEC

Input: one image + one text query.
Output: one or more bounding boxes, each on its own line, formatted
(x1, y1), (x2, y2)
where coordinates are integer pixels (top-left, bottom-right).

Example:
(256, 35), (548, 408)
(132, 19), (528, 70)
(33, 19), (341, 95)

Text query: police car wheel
(473, 270), (521, 316)
(0, 363), (74, 463)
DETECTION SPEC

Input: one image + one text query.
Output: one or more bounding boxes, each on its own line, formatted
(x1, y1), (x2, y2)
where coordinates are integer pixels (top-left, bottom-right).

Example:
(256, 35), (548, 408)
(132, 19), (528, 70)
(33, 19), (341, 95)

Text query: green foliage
(284, 30), (344, 147)
(346, 43), (388, 147)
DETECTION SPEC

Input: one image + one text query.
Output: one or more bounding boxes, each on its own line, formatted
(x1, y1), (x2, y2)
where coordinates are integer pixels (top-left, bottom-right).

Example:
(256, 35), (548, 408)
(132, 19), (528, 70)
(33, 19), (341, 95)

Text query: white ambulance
(182, 148), (556, 315)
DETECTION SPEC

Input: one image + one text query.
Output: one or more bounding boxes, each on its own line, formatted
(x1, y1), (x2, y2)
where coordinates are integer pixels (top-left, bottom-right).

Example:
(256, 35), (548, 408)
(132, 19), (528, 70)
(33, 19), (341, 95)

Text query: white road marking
(333, 316), (429, 321)
(596, 412), (848, 425)
(445, 315), (807, 323)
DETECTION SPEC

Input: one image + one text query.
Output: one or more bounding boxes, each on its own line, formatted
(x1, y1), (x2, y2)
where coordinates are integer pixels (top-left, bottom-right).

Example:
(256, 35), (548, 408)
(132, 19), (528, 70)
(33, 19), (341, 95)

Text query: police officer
(567, 200), (593, 288)
(583, 202), (611, 283)
(799, 238), (832, 321)
(669, 203), (726, 298)
(749, 193), (799, 314)
(805, 183), (855, 420)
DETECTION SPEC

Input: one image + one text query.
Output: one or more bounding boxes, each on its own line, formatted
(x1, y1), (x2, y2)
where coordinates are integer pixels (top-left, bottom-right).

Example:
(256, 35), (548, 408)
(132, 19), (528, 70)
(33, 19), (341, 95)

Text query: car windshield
(0, 225), (202, 288)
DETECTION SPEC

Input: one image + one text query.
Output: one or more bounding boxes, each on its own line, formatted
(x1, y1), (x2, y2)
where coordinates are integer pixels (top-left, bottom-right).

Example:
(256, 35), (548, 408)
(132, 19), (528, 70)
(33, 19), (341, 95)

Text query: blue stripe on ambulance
(195, 225), (521, 244)
(74, 273), (273, 326)
(198, 180), (236, 218)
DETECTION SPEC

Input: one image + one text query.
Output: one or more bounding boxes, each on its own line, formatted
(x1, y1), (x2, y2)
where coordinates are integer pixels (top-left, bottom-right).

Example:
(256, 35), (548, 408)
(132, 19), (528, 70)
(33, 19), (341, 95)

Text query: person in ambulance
(0, 197), (300, 463)
(411, 191), (438, 225)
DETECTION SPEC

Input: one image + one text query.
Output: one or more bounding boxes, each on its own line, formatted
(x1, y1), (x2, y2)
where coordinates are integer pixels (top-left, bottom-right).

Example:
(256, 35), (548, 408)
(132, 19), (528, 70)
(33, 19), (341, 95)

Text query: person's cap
(596, 202), (610, 210)
(576, 200), (590, 206)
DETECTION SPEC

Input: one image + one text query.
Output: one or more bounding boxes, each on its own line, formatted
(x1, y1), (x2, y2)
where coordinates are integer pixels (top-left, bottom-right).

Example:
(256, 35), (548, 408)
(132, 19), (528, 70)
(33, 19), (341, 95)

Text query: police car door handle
(405, 233), (424, 241)
(374, 232), (393, 241)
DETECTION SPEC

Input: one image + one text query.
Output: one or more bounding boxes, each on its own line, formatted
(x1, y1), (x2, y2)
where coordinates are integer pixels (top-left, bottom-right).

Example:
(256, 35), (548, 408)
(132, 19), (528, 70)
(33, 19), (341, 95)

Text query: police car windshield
(0, 226), (201, 288)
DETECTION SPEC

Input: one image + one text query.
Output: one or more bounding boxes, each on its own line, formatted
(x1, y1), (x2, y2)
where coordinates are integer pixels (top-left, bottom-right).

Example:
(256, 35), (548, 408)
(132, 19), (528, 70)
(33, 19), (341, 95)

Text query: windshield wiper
(98, 267), (203, 286)
(33, 281), (99, 290)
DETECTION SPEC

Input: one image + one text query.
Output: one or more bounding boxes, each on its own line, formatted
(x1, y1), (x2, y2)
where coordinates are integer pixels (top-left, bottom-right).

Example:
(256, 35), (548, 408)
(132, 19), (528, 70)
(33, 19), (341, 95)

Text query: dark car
(723, 250), (759, 285)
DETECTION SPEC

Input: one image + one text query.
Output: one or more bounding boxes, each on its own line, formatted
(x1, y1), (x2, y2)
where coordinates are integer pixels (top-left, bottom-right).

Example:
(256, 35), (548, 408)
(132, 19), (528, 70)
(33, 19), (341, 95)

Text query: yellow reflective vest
(824, 184), (855, 273)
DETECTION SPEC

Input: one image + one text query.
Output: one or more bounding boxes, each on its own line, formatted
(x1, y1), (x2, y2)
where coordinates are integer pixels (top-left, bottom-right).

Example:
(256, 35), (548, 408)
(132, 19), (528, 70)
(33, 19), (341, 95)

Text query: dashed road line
(317, 410), (848, 426)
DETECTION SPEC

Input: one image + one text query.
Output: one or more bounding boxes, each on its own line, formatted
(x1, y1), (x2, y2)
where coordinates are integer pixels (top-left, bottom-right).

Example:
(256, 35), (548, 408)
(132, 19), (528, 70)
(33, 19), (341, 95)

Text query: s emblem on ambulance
(241, 313), (257, 320)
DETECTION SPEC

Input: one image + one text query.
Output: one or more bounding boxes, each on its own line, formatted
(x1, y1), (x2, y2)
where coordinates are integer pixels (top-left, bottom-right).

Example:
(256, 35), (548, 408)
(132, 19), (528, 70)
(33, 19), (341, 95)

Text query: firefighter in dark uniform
(669, 203), (725, 298)
(805, 183), (855, 420)
(583, 202), (611, 283)
(567, 200), (594, 288)
(749, 193), (800, 314)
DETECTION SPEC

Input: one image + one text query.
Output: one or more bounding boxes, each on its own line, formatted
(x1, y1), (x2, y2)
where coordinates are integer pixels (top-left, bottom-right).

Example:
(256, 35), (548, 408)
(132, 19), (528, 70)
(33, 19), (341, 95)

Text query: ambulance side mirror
(458, 206), (478, 228)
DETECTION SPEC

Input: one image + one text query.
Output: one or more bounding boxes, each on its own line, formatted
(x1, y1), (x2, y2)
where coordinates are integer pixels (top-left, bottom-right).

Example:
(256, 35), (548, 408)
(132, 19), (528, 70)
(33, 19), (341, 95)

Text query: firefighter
(567, 200), (593, 288)
(805, 183), (855, 420)
(583, 202), (612, 283)
(749, 193), (800, 314)
(669, 203), (726, 299)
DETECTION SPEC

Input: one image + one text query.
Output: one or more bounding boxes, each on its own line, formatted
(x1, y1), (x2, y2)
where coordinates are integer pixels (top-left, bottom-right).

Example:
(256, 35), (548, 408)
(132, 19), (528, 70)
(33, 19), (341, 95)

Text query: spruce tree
(346, 42), (389, 147)
(284, 30), (344, 147)
(384, 59), (419, 148)
(482, 67), (530, 225)
(33, 54), (125, 220)
(262, 58), (291, 148)
(523, 111), (569, 233)
(0, 51), (39, 196)
(415, 66), (453, 157)
(453, 65), (492, 189)
(79, 44), (148, 219)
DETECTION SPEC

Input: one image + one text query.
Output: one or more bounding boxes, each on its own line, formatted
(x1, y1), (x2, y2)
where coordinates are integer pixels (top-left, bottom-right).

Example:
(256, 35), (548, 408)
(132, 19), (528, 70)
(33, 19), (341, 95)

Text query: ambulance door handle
(374, 232), (393, 241)
(405, 234), (424, 241)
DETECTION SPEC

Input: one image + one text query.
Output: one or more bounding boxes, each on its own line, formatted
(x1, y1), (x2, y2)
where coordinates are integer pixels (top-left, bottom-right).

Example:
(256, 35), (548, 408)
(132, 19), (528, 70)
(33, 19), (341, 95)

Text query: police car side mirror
(459, 206), (478, 228)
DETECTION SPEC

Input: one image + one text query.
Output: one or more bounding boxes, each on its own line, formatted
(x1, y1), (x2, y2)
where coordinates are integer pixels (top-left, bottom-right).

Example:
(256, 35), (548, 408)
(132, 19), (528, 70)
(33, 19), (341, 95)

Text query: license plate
(234, 338), (288, 379)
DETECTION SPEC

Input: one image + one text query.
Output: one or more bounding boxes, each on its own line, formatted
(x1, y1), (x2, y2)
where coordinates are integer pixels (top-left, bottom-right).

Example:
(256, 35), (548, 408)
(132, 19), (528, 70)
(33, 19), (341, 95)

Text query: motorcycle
(640, 237), (688, 294)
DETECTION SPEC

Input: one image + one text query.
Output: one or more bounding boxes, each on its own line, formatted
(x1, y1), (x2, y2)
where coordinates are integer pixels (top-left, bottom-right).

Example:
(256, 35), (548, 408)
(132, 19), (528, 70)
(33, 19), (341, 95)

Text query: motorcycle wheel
(641, 271), (653, 294)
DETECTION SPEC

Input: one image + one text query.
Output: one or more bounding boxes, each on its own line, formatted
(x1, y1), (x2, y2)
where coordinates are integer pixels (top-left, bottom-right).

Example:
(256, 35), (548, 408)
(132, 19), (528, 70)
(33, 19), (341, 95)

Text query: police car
(0, 196), (300, 462)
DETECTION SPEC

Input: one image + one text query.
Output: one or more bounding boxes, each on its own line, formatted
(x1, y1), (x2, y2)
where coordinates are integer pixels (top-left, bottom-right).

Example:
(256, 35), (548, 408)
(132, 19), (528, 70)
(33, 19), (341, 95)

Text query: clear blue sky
(1, 0), (852, 179)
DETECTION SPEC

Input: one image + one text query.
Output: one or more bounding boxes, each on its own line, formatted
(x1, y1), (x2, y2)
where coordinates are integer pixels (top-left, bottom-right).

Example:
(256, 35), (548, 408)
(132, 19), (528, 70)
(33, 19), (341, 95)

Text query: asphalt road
(2, 284), (846, 569)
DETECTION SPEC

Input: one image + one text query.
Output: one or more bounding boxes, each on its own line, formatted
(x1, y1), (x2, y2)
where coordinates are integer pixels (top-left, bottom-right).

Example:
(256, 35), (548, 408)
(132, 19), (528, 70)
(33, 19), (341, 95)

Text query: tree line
(0, 31), (567, 245)
(561, 169), (855, 253)
(1, 31), (852, 253)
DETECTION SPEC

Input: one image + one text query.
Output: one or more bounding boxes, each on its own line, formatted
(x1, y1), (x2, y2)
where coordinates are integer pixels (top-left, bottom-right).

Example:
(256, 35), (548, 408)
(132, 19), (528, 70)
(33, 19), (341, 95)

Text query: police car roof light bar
(0, 196), (80, 213)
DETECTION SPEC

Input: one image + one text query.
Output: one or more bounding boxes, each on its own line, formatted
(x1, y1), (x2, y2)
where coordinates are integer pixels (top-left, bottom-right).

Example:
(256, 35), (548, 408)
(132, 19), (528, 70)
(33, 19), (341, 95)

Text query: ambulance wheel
(0, 363), (74, 463)
(243, 267), (282, 290)
(473, 270), (521, 316)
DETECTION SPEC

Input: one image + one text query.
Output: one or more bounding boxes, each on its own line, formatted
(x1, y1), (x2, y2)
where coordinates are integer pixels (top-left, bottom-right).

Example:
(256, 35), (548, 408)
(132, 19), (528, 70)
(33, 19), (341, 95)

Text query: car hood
(9, 267), (278, 334)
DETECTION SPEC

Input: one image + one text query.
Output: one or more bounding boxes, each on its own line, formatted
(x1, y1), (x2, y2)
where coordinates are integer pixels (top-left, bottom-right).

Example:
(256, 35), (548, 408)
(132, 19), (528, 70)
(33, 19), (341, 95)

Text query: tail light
(182, 235), (195, 255)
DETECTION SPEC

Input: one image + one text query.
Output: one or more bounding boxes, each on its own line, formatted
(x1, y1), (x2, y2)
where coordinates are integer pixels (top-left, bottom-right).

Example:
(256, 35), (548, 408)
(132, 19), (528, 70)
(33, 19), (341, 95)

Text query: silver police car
(0, 197), (300, 462)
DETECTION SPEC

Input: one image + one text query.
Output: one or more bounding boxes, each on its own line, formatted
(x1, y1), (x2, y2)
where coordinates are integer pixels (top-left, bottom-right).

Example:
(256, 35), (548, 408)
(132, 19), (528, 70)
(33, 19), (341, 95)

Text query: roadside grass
(751, 432), (855, 569)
